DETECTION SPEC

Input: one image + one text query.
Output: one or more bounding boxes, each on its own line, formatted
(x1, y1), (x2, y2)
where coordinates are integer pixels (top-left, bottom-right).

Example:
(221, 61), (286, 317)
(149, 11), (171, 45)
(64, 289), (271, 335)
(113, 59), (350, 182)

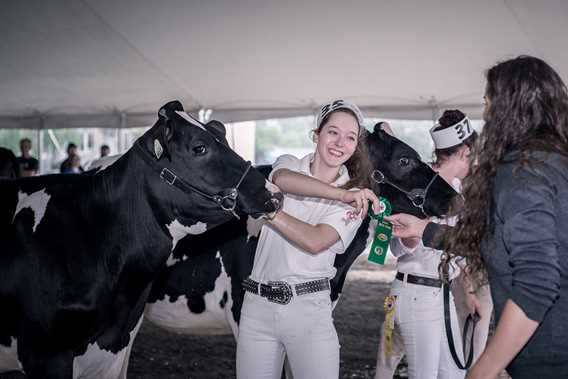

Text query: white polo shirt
(250, 154), (363, 284)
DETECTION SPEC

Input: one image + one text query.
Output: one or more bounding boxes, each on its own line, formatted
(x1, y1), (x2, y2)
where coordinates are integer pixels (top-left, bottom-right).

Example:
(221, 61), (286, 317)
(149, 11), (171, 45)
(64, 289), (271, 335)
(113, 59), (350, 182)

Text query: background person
(100, 144), (110, 158)
(16, 138), (39, 176)
(60, 142), (84, 173)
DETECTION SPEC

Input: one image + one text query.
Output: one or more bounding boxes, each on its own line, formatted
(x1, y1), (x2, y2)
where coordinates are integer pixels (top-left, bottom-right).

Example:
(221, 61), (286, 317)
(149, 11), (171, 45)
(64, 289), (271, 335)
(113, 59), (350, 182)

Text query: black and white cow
(144, 124), (458, 337)
(0, 101), (281, 379)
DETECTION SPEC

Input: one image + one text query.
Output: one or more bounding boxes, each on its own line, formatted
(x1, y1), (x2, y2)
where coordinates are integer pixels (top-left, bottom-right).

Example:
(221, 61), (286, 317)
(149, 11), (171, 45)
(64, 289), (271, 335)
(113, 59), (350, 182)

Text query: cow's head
(137, 101), (282, 227)
(365, 123), (457, 218)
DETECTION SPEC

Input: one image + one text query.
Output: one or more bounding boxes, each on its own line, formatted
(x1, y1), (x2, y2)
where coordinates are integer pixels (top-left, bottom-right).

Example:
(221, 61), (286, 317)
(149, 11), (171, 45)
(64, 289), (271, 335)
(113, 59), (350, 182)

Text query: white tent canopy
(2, 0), (568, 129)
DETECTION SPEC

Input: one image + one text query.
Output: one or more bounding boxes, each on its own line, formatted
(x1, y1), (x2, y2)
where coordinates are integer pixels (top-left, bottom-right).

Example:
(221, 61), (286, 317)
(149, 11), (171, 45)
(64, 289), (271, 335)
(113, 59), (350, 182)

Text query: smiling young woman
(236, 99), (380, 379)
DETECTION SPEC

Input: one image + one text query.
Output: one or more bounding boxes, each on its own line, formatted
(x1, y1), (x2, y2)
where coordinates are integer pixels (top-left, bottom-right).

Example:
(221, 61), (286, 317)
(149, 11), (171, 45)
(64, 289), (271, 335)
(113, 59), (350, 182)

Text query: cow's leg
(18, 346), (73, 379)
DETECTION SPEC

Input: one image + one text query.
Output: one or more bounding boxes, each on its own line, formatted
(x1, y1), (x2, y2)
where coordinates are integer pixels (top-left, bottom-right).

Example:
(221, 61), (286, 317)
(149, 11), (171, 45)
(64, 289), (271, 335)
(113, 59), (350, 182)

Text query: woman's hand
(383, 213), (429, 238)
(339, 188), (380, 217)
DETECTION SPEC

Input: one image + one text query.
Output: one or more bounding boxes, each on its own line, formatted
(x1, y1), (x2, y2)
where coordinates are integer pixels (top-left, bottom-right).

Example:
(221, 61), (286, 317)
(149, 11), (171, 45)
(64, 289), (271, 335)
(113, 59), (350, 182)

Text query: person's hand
(383, 213), (429, 238)
(340, 188), (380, 218)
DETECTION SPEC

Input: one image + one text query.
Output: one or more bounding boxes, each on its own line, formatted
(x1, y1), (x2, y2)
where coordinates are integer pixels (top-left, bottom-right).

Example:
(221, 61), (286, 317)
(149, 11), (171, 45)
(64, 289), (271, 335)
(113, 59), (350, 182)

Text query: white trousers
(374, 281), (493, 379)
(236, 291), (339, 379)
(375, 278), (466, 379)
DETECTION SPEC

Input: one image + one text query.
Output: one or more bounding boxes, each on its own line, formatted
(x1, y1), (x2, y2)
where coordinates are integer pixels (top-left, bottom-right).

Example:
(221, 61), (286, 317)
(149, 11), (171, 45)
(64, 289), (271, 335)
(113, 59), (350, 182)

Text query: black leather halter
(134, 141), (252, 220)
(371, 169), (439, 217)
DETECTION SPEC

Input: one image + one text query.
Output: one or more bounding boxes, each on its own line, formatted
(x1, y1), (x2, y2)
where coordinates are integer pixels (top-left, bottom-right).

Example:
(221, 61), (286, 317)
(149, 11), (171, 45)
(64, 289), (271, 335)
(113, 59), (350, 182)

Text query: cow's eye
(193, 145), (207, 156)
(399, 157), (410, 167)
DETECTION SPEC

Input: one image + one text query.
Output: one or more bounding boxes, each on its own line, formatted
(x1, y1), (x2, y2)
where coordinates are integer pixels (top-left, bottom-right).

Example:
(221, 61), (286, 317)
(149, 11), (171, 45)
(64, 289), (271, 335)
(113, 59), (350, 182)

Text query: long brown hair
(441, 56), (568, 286)
(314, 109), (372, 190)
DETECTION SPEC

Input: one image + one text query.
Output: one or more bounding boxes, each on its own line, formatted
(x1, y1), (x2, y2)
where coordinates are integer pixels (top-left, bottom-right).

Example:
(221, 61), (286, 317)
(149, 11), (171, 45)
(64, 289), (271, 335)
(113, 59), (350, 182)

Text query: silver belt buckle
(266, 281), (293, 305)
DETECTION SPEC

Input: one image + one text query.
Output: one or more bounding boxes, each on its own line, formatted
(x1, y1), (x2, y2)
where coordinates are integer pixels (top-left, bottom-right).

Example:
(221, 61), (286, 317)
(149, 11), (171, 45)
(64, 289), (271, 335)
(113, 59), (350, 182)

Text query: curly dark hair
(314, 109), (372, 190)
(440, 56), (568, 287)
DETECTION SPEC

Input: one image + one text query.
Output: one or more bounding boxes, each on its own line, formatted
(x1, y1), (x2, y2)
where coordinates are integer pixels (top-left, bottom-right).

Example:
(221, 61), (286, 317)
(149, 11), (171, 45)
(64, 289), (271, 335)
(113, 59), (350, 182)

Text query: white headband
(316, 99), (364, 128)
(429, 116), (474, 149)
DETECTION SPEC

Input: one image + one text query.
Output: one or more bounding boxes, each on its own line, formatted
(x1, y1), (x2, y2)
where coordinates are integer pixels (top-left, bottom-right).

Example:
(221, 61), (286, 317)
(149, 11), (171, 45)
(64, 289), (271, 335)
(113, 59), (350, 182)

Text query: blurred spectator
(0, 147), (20, 178)
(16, 138), (39, 177)
(60, 143), (84, 173)
(100, 144), (110, 158)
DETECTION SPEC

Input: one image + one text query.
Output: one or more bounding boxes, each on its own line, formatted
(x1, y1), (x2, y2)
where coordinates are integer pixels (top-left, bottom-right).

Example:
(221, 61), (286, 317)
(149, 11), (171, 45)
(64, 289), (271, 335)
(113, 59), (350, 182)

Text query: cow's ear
(373, 122), (385, 136)
(153, 101), (183, 160)
(205, 120), (227, 141)
(158, 101), (184, 120)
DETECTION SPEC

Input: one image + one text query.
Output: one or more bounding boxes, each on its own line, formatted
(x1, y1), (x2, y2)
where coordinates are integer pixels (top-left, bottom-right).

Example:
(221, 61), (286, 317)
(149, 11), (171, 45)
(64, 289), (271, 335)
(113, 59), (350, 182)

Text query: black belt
(243, 277), (330, 305)
(395, 272), (442, 288)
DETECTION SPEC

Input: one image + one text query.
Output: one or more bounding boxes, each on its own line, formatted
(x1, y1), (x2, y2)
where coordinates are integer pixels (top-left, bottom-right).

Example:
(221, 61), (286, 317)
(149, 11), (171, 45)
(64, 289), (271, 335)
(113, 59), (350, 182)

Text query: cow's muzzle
(371, 169), (438, 217)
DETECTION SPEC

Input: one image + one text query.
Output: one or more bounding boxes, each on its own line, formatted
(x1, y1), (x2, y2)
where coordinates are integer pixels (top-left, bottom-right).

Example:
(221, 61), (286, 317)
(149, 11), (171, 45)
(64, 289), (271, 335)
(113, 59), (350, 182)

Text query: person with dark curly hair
(375, 110), (486, 379)
(385, 55), (568, 379)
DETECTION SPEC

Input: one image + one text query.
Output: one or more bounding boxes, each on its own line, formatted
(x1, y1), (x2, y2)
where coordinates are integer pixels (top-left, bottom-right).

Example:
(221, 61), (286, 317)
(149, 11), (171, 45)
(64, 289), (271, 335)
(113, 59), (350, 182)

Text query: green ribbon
(367, 197), (393, 265)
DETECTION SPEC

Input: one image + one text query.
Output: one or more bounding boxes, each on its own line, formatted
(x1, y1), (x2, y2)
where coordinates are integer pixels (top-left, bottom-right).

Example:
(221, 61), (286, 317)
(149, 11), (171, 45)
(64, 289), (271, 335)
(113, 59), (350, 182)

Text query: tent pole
(429, 96), (439, 123)
(119, 113), (126, 153)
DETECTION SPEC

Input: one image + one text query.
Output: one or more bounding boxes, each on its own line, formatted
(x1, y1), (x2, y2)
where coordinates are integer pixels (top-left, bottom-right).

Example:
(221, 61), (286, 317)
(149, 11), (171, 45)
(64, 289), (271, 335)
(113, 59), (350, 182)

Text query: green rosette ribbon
(367, 197), (393, 265)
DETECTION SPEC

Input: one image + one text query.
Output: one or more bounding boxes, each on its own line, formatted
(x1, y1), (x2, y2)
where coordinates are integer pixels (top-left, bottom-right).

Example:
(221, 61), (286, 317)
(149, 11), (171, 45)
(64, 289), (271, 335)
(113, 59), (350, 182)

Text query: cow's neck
(99, 147), (222, 269)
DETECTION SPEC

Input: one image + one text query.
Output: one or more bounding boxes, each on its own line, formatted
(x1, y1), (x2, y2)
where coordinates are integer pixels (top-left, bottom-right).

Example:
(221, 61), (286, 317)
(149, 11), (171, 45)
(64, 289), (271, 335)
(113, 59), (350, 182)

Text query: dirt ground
(128, 256), (406, 379)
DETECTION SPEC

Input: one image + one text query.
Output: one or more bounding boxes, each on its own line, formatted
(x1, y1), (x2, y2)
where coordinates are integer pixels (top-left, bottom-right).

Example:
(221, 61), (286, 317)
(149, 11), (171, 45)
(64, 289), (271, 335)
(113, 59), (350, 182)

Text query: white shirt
(250, 154), (363, 284)
(390, 177), (462, 280)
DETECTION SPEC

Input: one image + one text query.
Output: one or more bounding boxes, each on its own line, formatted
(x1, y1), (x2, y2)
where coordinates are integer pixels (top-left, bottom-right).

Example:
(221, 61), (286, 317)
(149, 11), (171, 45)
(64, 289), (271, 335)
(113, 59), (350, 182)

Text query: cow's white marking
(145, 251), (234, 335)
(175, 111), (206, 131)
(72, 316), (143, 379)
(0, 337), (23, 373)
(166, 219), (208, 266)
(246, 216), (263, 242)
(14, 189), (51, 232)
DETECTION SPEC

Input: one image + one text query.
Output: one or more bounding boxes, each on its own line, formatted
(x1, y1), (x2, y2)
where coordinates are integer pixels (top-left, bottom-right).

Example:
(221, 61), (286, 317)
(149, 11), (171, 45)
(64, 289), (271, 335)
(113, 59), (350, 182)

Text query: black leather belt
(243, 277), (330, 305)
(396, 272), (442, 288)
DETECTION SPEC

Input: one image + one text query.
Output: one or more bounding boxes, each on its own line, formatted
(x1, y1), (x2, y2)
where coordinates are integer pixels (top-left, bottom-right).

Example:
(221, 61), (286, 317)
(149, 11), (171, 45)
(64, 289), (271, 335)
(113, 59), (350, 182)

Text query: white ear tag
(154, 139), (163, 159)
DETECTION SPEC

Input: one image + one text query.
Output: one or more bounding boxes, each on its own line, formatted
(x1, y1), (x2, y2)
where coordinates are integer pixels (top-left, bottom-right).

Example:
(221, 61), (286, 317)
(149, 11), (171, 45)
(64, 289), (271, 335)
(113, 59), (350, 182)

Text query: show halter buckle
(367, 197), (393, 265)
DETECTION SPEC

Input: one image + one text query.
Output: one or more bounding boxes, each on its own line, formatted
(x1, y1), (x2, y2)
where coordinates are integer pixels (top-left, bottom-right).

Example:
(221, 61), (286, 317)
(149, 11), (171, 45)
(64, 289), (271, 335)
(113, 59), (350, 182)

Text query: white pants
(375, 278), (466, 379)
(375, 281), (493, 379)
(236, 291), (339, 379)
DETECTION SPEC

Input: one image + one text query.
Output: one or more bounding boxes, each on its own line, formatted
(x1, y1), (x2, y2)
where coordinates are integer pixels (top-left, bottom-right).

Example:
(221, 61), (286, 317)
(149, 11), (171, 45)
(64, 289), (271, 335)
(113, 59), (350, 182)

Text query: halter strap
(133, 141), (252, 219)
(371, 169), (439, 217)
